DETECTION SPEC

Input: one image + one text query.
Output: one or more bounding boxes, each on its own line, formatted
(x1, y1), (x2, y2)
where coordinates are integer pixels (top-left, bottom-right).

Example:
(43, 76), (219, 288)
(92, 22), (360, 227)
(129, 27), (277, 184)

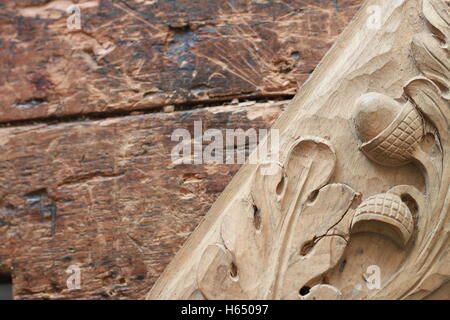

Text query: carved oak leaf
(423, 0), (450, 41)
(412, 0), (450, 102)
(412, 33), (450, 100)
(197, 138), (358, 300)
(279, 183), (358, 299)
(301, 284), (343, 300)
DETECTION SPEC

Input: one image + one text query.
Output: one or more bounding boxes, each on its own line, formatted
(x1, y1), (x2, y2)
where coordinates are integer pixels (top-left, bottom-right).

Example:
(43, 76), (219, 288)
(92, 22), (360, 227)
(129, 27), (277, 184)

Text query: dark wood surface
(0, 101), (285, 299)
(0, 0), (362, 122)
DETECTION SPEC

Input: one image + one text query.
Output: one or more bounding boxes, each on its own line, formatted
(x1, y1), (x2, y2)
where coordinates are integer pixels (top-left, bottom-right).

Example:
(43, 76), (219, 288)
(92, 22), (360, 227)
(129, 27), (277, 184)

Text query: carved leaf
(423, 0), (450, 42)
(413, 0), (450, 100)
(197, 244), (247, 300)
(197, 138), (356, 299)
(279, 183), (357, 299)
(412, 33), (450, 100)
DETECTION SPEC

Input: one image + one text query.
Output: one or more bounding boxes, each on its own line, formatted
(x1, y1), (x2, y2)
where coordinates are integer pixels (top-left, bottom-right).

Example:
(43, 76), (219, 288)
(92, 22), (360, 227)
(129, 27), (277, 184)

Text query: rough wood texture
(148, 0), (450, 300)
(0, 100), (286, 299)
(0, 0), (363, 123)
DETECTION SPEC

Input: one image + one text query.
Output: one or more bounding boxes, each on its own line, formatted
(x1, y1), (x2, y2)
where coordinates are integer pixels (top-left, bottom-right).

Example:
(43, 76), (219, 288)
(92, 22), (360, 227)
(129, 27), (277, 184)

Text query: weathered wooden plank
(0, 100), (286, 299)
(0, 0), (362, 122)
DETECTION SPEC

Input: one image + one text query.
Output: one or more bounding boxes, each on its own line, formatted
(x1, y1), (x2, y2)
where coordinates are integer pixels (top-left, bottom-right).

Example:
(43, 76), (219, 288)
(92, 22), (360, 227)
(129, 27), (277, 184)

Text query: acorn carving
(351, 193), (414, 247)
(353, 93), (424, 167)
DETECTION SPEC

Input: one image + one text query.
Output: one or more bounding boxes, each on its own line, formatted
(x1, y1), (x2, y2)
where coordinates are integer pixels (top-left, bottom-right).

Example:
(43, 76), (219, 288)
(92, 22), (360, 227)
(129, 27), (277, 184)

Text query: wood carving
(198, 139), (358, 300)
(147, 0), (450, 300)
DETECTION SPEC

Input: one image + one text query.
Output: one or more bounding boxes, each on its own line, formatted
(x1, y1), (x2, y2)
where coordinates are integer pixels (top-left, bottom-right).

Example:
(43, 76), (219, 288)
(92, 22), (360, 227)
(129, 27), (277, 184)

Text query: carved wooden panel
(147, 0), (449, 300)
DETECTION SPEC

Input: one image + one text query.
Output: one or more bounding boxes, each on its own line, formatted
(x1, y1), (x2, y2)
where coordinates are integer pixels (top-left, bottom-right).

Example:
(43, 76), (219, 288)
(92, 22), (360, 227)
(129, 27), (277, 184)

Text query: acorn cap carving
(351, 193), (414, 247)
(353, 93), (424, 167)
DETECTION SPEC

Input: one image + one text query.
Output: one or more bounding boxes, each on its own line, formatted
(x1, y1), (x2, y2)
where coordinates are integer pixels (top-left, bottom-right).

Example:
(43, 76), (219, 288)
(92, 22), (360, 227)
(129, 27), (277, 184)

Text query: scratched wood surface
(0, 0), (362, 123)
(0, 101), (285, 299)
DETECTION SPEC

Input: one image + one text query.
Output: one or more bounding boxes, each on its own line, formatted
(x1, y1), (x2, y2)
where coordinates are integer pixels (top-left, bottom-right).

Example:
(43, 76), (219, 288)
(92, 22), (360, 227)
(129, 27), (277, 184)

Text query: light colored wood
(147, 0), (450, 300)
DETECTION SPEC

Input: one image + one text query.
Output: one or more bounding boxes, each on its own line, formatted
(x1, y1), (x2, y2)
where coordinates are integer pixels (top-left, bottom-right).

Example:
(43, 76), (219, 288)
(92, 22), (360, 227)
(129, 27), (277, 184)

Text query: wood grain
(0, 100), (285, 299)
(0, 0), (362, 122)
